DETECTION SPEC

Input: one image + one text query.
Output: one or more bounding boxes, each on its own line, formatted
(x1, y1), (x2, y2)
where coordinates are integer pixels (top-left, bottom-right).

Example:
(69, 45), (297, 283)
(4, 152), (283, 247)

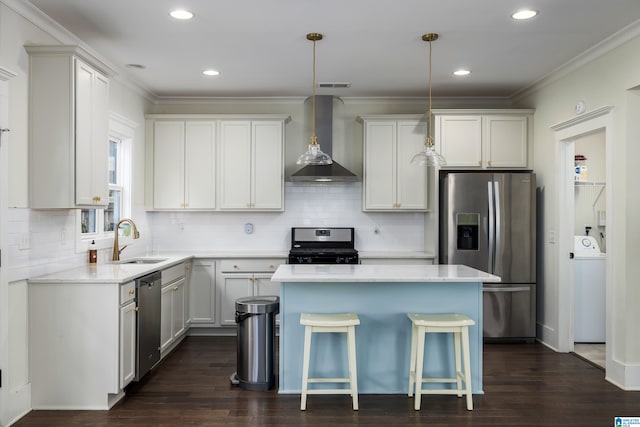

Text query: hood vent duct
(290, 95), (358, 182)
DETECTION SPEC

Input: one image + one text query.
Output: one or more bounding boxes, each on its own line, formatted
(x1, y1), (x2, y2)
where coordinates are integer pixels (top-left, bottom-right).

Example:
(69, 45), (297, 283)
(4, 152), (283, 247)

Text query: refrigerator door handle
(488, 181), (495, 273)
(483, 286), (531, 292)
(493, 181), (502, 274)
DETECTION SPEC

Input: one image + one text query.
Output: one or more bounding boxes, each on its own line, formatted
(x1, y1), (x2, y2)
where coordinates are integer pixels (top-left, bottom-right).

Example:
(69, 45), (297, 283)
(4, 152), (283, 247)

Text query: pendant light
(296, 33), (333, 165)
(411, 33), (447, 167)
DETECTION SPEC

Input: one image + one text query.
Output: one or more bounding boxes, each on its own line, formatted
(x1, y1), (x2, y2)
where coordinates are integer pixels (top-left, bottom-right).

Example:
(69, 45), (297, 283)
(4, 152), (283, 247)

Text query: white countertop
(28, 255), (193, 284)
(358, 251), (435, 259)
(271, 264), (501, 283)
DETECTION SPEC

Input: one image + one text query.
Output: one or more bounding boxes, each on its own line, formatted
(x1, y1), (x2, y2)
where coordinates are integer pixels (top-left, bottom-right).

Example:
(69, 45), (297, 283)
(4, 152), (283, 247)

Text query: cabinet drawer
(120, 281), (136, 304)
(162, 263), (186, 285)
(219, 259), (284, 273)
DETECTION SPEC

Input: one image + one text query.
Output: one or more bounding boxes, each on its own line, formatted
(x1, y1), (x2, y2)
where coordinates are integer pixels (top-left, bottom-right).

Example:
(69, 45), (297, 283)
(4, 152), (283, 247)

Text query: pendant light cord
(427, 38), (433, 147)
(311, 38), (317, 144)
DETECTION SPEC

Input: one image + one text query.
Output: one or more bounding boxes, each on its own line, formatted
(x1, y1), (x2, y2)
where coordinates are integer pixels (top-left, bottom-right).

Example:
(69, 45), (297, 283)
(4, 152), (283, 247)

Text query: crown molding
(512, 19), (640, 102)
(0, 67), (17, 82)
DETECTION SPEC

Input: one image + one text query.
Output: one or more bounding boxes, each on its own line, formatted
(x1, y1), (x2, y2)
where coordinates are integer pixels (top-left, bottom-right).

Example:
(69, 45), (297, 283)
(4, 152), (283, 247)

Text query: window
(77, 113), (134, 251)
(80, 138), (124, 235)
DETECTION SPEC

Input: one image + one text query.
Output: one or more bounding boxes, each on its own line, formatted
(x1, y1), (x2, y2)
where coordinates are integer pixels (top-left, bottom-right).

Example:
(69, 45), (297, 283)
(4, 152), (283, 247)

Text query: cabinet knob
(233, 264), (239, 269)
(173, 286), (178, 291)
(269, 264), (274, 269)
(92, 196), (101, 202)
(128, 289), (135, 295)
(134, 307), (139, 312)
(487, 160), (492, 166)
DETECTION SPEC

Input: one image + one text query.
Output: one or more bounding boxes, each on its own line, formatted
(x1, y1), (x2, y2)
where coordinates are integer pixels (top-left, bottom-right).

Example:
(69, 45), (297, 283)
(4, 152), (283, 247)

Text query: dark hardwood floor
(15, 336), (639, 426)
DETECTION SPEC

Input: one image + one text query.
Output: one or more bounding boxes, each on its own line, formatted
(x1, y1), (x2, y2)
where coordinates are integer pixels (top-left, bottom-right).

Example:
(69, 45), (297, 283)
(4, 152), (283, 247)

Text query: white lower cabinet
(160, 263), (187, 355)
(189, 259), (216, 327)
(119, 299), (136, 389)
(217, 259), (284, 326)
(29, 279), (136, 409)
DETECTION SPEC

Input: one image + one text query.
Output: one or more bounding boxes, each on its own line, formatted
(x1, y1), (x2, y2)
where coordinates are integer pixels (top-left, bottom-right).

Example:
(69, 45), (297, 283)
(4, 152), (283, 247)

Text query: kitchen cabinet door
(27, 46), (111, 208)
(362, 117), (428, 211)
(161, 277), (187, 353)
(154, 121), (185, 209)
(252, 121), (284, 209)
(438, 115), (483, 168)
(119, 300), (136, 389)
(171, 278), (186, 340)
(189, 260), (216, 326)
(363, 121), (396, 210)
(152, 120), (216, 209)
(483, 115), (528, 168)
(220, 275), (253, 326)
(160, 283), (174, 352)
(184, 122), (216, 208)
(396, 121), (428, 210)
(220, 121), (252, 209)
(75, 60), (110, 206)
(219, 120), (284, 211)
(435, 111), (532, 169)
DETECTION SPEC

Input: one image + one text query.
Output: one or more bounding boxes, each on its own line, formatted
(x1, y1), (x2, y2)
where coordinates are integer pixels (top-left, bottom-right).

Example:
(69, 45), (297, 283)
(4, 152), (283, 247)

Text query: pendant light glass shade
(411, 33), (446, 167)
(296, 33), (333, 166)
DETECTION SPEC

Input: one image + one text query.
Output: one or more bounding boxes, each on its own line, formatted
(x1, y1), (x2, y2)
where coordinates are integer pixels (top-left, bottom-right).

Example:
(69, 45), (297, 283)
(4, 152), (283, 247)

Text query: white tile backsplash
(8, 183), (426, 280)
(149, 183), (426, 252)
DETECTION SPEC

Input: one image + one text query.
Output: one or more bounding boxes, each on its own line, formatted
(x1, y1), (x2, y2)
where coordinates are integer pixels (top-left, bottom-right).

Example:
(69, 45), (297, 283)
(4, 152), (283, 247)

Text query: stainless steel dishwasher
(135, 271), (161, 381)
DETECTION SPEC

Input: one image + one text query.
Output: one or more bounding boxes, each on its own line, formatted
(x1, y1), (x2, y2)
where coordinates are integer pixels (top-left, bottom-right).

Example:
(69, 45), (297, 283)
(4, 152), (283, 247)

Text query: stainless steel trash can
(235, 296), (279, 391)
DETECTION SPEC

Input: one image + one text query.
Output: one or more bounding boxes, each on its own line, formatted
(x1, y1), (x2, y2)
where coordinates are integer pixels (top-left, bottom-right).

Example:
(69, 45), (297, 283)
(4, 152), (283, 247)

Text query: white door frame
(0, 67), (17, 426)
(551, 106), (614, 358)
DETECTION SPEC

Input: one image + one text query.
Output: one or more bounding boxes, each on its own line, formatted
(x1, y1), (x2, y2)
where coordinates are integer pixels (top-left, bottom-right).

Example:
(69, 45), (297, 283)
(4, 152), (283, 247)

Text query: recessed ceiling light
(511, 9), (538, 20)
(453, 69), (471, 76)
(170, 9), (194, 20)
(202, 69), (220, 76)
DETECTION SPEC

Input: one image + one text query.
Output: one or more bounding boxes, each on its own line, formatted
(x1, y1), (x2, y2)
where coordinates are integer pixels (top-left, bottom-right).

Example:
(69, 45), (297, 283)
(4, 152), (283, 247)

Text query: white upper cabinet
(434, 110), (534, 169)
(361, 116), (428, 211)
(27, 45), (112, 209)
(147, 115), (288, 212)
(152, 120), (216, 209)
(219, 120), (284, 211)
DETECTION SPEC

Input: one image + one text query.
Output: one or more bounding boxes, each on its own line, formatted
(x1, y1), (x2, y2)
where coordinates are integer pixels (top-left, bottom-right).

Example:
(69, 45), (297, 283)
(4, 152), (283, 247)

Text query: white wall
(517, 31), (640, 388)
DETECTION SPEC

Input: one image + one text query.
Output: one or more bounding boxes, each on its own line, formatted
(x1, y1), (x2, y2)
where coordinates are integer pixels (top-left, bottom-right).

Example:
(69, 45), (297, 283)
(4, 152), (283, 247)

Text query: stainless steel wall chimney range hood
(289, 95), (358, 182)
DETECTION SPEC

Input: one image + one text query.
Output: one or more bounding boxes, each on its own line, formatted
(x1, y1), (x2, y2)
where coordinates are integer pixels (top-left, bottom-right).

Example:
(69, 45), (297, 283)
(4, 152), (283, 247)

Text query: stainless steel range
(288, 227), (359, 264)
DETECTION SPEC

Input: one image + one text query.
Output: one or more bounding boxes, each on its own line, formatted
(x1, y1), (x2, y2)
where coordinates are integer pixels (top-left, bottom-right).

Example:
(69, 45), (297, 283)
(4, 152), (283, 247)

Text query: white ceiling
(23, 0), (640, 100)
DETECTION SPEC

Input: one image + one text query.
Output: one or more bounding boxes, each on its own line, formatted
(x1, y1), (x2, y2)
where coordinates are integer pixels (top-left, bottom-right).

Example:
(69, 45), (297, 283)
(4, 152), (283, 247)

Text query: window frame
(75, 113), (135, 253)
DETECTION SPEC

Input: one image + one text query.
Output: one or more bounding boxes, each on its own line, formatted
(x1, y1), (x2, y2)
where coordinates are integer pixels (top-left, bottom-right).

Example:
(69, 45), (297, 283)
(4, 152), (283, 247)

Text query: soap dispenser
(89, 240), (97, 264)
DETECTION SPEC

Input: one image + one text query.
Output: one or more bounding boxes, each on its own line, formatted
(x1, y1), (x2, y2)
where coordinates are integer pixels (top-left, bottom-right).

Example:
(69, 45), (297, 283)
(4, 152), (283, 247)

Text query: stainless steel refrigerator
(439, 171), (536, 341)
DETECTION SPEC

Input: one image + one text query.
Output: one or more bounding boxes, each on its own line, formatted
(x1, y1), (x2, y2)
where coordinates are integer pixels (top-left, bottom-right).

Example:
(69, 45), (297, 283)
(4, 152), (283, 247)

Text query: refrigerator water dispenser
(456, 213), (479, 250)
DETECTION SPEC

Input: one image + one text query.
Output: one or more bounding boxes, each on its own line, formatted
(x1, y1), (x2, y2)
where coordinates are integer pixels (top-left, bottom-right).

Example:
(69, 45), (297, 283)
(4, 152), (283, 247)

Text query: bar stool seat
(407, 313), (475, 411)
(300, 312), (360, 411)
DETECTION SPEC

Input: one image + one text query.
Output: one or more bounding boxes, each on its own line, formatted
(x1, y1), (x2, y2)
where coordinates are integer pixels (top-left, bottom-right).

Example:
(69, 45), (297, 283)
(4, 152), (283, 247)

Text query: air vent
(318, 82), (351, 88)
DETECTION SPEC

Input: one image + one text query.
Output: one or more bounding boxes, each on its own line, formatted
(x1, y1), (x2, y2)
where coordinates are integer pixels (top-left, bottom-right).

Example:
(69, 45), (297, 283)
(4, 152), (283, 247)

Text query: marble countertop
(271, 264), (501, 283)
(358, 251), (435, 259)
(28, 255), (193, 284)
(26, 251), (440, 285)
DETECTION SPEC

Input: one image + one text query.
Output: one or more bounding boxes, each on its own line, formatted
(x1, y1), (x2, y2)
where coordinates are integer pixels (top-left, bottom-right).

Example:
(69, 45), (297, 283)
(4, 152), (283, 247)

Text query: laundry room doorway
(552, 106), (613, 371)
(573, 130), (606, 368)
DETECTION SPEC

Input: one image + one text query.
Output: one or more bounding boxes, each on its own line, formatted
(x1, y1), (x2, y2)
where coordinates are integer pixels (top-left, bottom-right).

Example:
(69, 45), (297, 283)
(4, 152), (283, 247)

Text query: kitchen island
(271, 264), (500, 394)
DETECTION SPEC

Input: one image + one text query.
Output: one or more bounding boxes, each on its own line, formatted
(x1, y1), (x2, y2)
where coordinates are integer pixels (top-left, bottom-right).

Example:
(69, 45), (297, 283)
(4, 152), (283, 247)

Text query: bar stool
(407, 313), (475, 411)
(300, 312), (360, 411)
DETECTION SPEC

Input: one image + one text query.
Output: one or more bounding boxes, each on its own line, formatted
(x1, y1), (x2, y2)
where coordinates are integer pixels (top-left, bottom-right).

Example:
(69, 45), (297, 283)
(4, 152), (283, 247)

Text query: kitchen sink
(116, 258), (168, 264)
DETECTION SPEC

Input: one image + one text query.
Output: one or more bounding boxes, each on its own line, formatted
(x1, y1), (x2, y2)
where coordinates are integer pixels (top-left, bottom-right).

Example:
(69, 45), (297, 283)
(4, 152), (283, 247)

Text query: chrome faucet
(112, 218), (140, 261)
